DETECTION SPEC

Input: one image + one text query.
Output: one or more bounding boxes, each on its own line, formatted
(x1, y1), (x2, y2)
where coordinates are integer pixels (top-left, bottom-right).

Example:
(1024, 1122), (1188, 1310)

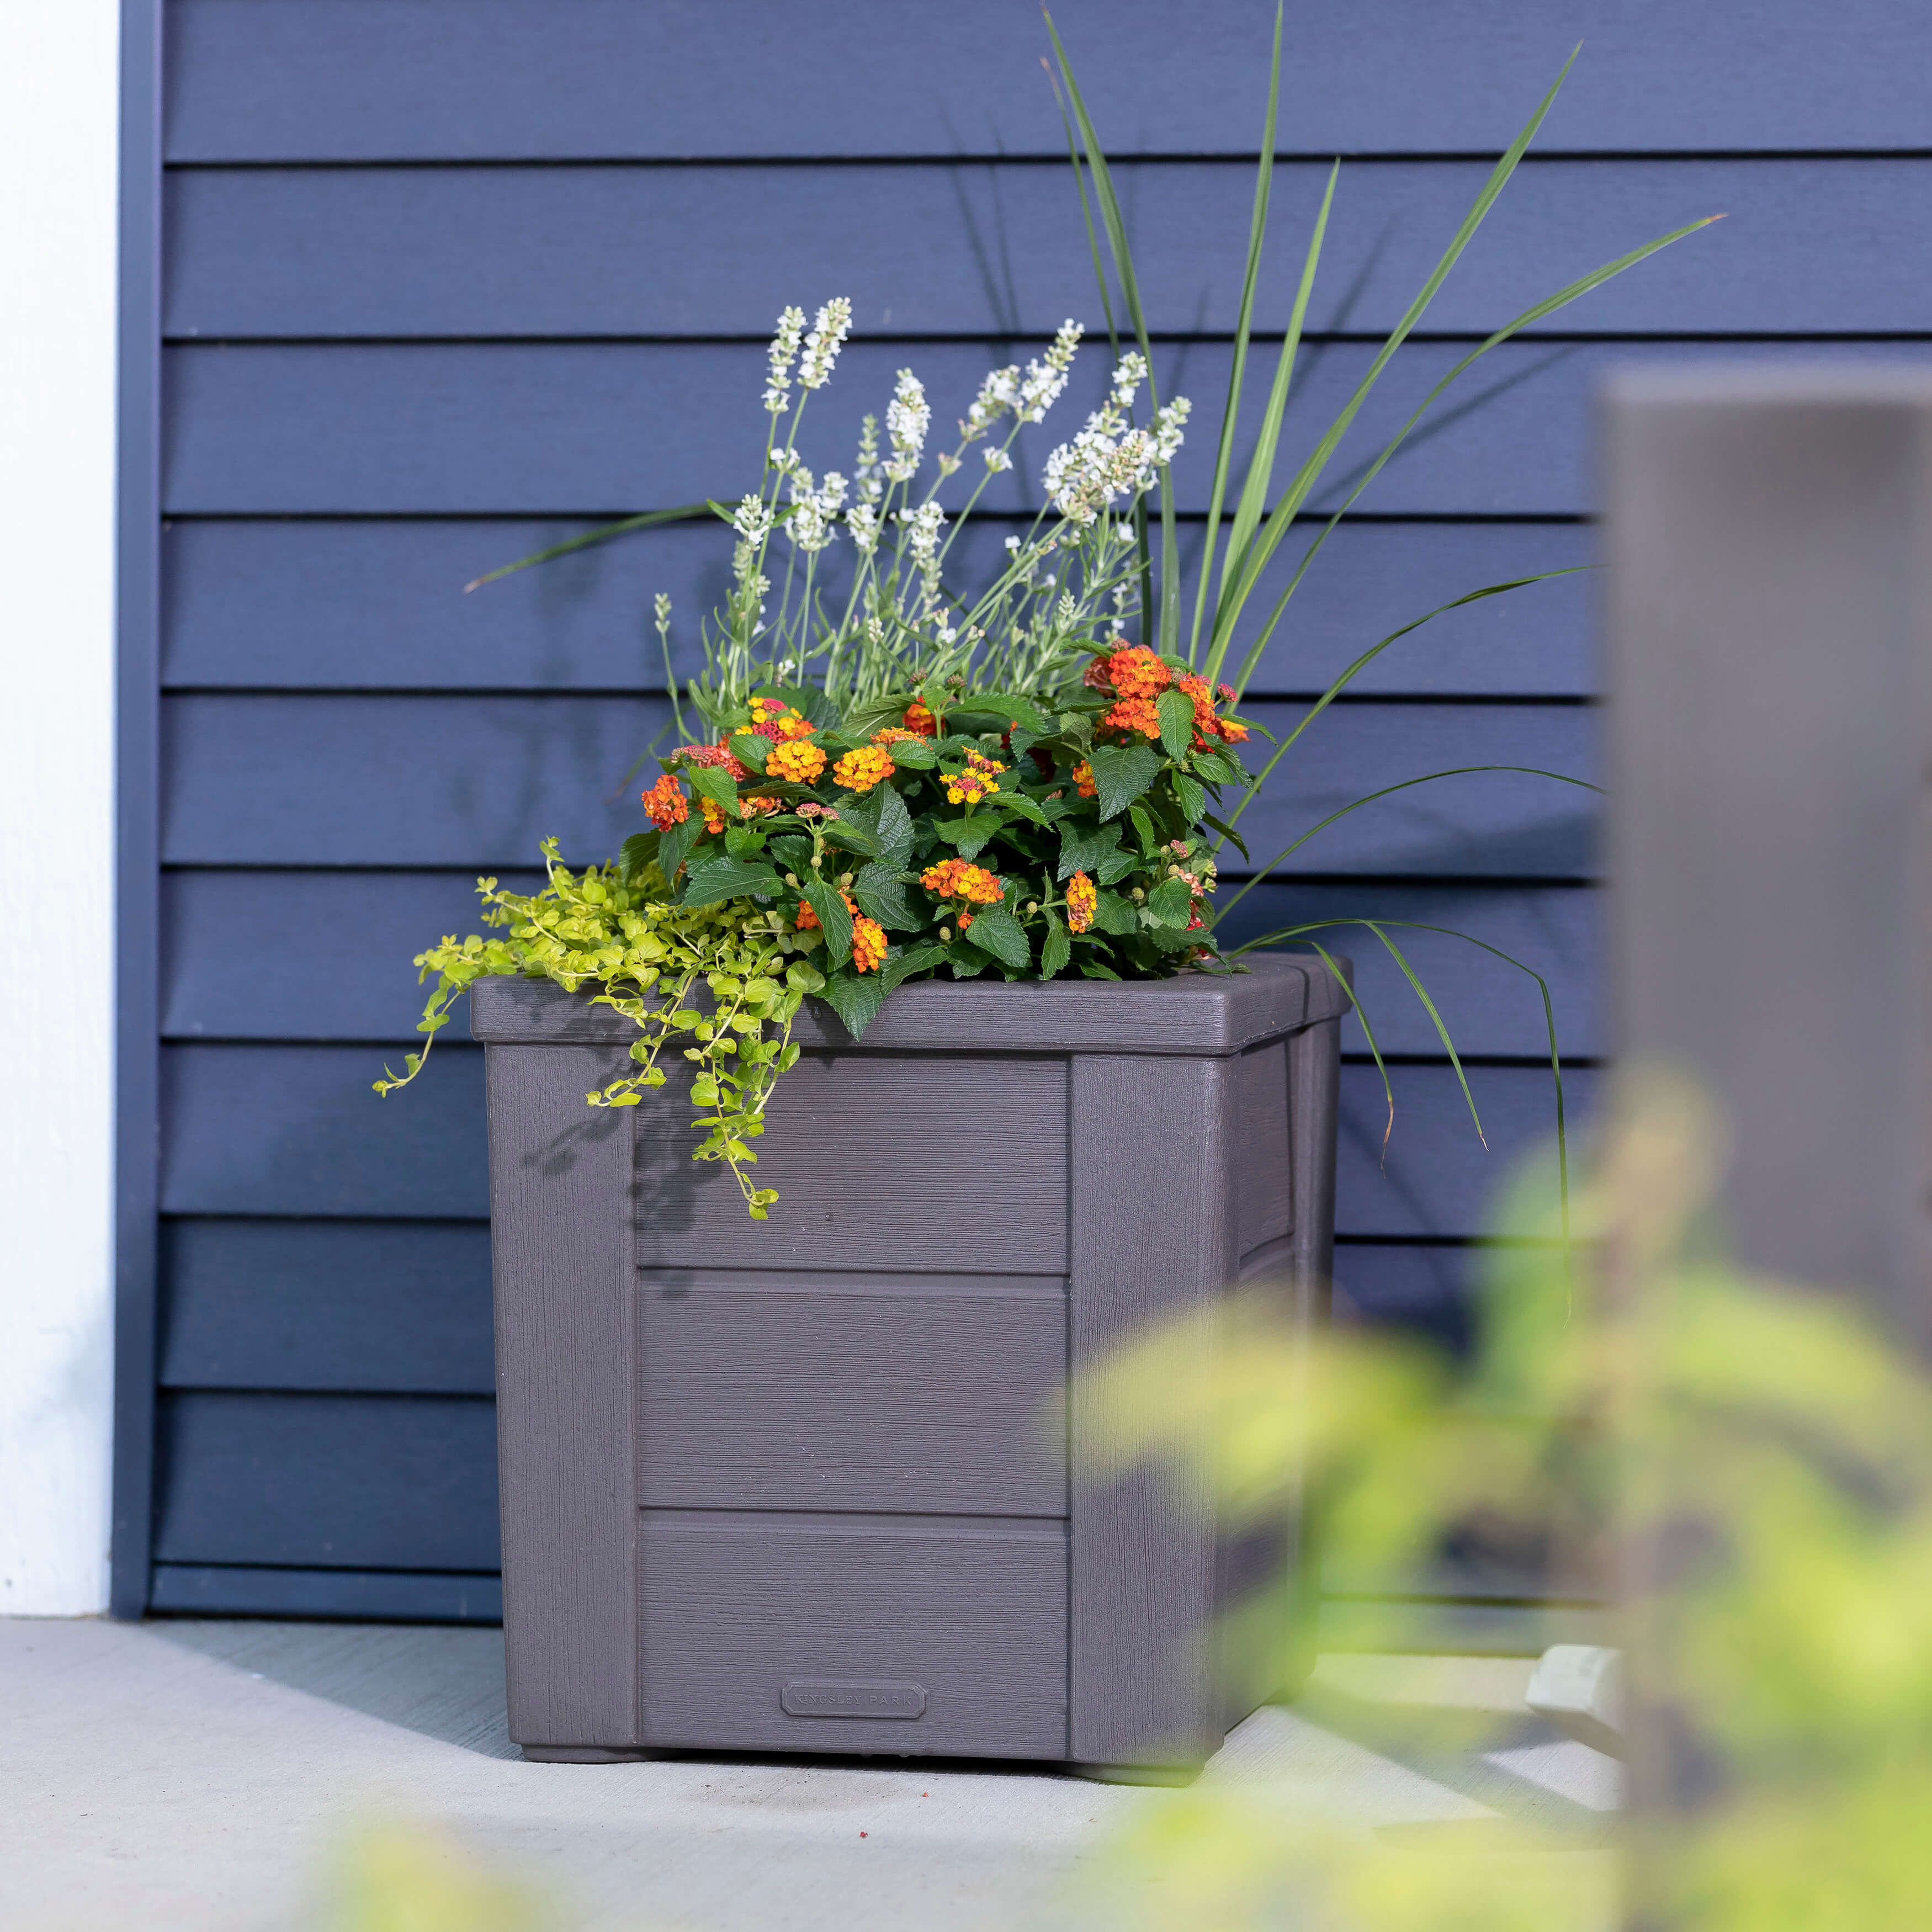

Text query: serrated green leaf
(802, 878), (854, 969)
(1058, 819), (1123, 882)
(657, 815), (700, 882)
(1041, 916), (1071, 979)
(873, 782), (915, 865)
(1129, 803), (1159, 855)
(1079, 960), (1122, 980)
(882, 941), (949, 993)
(1156, 688), (1196, 760)
(1147, 875), (1195, 927)
(1192, 750), (1238, 785)
(680, 856), (782, 909)
(976, 691), (1055, 735)
(1173, 769), (1206, 825)
(724, 825), (767, 861)
(820, 969), (888, 1038)
(933, 814), (1001, 862)
(822, 819), (883, 861)
(728, 733), (770, 774)
(852, 861), (921, 931)
(687, 763), (742, 819)
(1096, 845), (1141, 887)
(770, 835), (814, 874)
(1093, 889), (1140, 936)
(1087, 742), (1164, 821)
(884, 734), (937, 769)
(962, 903), (1031, 969)
(945, 940), (988, 979)
(618, 830), (660, 880)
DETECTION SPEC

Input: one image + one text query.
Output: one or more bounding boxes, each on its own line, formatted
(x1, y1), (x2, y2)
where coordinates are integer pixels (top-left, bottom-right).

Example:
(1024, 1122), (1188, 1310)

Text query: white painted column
(0, 0), (122, 1615)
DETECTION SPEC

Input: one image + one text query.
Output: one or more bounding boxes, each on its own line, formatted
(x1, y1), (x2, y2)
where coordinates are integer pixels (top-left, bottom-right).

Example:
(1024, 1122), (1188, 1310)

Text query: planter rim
(470, 950), (1351, 1057)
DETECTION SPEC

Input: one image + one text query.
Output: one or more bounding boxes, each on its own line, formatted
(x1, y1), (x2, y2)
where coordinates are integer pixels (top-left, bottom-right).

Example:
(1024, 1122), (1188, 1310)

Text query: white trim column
(0, 0), (122, 1616)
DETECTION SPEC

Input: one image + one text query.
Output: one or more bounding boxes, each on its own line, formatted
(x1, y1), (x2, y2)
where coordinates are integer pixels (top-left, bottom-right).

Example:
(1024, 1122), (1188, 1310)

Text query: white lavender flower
(853, 413), (883, 504)
(1041, 386), (1190, 526)
(1151, 396), (1191, 464)
(763, 305), (805, 414)
(963, 364), (1021, 439)
(785, 466), (850, 555)
(1111, 351), (1149, 410)
(846, 501), (882, 555)
(897, 499), (947, 580)
(798, 296), (853, 390)
(983, 448), (1012, 473)
(1017, 320), (1083, 422)
(884, 369), (930, 482)
(732, 493), (773, 544)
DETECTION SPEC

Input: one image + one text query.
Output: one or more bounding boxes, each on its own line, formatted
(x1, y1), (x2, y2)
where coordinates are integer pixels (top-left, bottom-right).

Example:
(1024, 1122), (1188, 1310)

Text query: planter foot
(1066, 1760), (1202, 1787)
(520, 1745), (655, 1764)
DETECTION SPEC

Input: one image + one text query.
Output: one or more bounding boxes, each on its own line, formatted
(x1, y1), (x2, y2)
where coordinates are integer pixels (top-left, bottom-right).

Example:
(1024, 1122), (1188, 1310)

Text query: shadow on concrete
(147, 1617), (521, 1760)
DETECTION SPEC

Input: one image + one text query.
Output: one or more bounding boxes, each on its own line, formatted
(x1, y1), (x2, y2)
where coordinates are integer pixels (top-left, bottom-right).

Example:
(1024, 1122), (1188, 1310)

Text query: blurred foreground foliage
(1083, 1067), (1932, 1930)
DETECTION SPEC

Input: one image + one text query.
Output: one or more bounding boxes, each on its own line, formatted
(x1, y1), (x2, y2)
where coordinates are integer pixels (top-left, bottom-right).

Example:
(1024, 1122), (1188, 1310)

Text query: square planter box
(471, 952), (1350, 1777)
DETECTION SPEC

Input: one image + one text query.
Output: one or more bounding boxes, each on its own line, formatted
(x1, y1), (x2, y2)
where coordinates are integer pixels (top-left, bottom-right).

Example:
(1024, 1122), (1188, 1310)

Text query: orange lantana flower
(851, 915), (887, 973)
(1103, 696), (1161, 740)
(832, 745), (896, 793)
(902, 699), (938, 737)
(1065, 871), (1097, 935)
(767, 739), (827, 783)
(641, 773), (688, 828)
(1073, 760), (1097, 799)
(920, 858), (1003, 904)
(1106, 645), (1171, 699)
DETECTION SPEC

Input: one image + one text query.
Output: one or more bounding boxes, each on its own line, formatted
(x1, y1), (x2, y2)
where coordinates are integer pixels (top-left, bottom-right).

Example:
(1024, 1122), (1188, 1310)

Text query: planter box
(471, 952), (1350, 1777)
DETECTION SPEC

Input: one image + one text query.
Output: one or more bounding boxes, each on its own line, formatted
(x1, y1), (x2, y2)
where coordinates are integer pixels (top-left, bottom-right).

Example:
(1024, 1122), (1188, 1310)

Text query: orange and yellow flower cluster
(767, 738), (828, 783)
(1065, 870), (1097, 933)
(919, 858), (1004, 905)
(832, 744), (896, 793)
(942, 749), (1005, 806)
(1085, 639), (1249, 749)
(641, 773), (688, 828)
(794, 887), (886, 973)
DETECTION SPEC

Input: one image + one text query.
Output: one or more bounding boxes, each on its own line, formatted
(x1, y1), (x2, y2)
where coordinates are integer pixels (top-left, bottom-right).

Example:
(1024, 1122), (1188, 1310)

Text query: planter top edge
(469, 952), (1352, 1056)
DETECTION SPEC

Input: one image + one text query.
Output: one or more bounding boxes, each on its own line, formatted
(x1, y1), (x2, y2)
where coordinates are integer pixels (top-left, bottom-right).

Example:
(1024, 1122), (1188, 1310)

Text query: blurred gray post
(1604, 370), (1932, 1345)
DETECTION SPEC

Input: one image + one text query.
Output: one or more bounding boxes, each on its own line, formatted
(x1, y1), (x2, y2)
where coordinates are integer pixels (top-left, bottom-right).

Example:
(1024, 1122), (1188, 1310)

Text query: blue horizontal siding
(157, 1038), (1581, 1239)
(162, 517), (1596, 699)
(145, 0), (1923, 1618)
(154, 1389), (501, 1569)
(150, 1563), (503, 1622)
(165, 0), (1932, 161)
(160, 692), (1596, 875)
(163, 157), (1914, 341)
(161, 872), (1599, 1058)
(162, 1043), (488, 1219)
(162, 337), (1929, 518)
(160, 1218), (495, 1394)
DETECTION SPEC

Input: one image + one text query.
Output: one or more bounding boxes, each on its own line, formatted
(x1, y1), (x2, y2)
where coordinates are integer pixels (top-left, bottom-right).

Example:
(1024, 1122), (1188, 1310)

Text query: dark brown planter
(470, 952), (1350, 1778)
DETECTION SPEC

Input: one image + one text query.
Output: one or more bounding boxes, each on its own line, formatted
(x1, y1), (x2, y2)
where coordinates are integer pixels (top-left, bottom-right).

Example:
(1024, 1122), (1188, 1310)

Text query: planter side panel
(1069, 1053), (1233, 1769)
(486, 1041), (640, 1749)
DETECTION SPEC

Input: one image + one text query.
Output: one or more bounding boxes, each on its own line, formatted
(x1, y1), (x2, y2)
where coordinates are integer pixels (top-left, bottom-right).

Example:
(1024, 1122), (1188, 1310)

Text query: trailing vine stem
(374, 838), (824, 1219)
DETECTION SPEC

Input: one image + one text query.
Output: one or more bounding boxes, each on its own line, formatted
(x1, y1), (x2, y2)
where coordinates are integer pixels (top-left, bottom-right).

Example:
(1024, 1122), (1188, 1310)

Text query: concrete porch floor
(0, 1617), (1620, 1931)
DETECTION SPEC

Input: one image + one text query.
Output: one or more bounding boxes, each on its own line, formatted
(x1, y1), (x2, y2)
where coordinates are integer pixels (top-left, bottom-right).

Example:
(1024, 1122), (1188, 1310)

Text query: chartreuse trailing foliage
(381, 13), (1712, 1217)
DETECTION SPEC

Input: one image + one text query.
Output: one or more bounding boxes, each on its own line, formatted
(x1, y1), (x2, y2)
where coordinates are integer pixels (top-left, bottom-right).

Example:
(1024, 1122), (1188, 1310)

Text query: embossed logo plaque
(781, 1679), (928, 1719)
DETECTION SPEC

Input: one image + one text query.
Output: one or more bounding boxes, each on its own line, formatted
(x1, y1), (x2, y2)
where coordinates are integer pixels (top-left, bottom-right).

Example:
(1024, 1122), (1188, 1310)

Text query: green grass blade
(1213, 763), (1602, 927)
(1213, 161), (1336, 667)
(1215, 569), (1590, 844)
(1046, 10), (1182, 649)
(1227, 915), (1570, 1252)
(1204, 48), (1581, 682)
(1188, 3), (1284, 667)
(463, 503), (712, 592)
(1047, 62), (1121, 357)
(1228, 211), (1724, 694)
